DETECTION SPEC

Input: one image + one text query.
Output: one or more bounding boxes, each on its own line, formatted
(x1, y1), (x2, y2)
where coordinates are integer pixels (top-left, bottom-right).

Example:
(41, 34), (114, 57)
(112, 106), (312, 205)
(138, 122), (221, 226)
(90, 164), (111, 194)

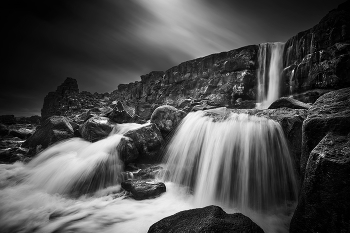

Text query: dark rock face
(0, 124), (9, 136)
(148, 205), (264, 233)
(121, 179), (166, 200)
(290, 132), (350, 233)
(0, 147), (28, 164)
(150, 105), (186, 137)
(124, 123), (163, 163)
(79, 116), (115, 142)
(0, 115), (16, 125)
(301, 87), (350, 177)
(268, 97), (311, 109)
(22, 116), (74, 154)
(107, 101), (133, 123)
(8, 128), (33, 139)
(282, 1), (350, 96)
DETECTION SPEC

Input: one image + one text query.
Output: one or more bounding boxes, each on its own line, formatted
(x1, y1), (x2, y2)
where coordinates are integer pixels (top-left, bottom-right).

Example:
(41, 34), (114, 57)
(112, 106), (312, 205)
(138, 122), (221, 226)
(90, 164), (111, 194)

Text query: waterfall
(163, 111), (298, 212)
(257, 42), (285, 109)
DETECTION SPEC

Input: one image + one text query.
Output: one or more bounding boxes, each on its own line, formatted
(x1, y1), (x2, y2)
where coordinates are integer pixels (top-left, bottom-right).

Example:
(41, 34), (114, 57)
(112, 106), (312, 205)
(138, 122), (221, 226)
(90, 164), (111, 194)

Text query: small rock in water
(148, 205), (264, 233)
(121, 179), (166, 200)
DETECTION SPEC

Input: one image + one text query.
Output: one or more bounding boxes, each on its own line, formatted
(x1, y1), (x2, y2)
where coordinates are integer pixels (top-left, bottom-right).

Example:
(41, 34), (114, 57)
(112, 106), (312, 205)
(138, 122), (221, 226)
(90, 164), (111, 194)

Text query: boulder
(268, 97), (311, 109)
(290, 131), (350, 233)
(121, 179), (166, 200)
(22, 116), (74, 154)
(79, 116), (115, 142)
(124, 123), (163, 163)
(107, 101), (133, 123)
(117, 136), (139, 164)
(301, 87), (350, 177)
(148, 205), (264, 233)
(150, 105), (186, 137)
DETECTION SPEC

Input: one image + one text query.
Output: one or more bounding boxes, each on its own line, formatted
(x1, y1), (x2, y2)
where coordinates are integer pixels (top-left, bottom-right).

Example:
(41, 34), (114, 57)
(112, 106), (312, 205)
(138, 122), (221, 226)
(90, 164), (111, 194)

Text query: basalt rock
(282, 0), (350, 96)
(117, 136), (139, 164)
(121, 179), (166, 200)
(148, 205), (264, 233)
(268, 97), (311, 109)
(290, 131), (350, 233)
(8, 128), (33, 139)
(79, 116), (115, 142)
(0, 115), (16, 125)
(22, 116), (74, 154)
(107, 101), (133, 123)
(150, 105), (186, 137)
(124, 123), (163, 163)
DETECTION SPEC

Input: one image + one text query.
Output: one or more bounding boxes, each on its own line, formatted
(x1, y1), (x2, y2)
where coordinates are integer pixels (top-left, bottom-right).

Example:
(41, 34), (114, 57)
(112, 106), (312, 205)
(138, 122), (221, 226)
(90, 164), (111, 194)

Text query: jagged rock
(148, 205), (264, 233)
(150, 105), (186, 137)
(121, 179), (166, 200)
(117, 136), (139, 164)
(268, 97), (311, 109)
(0, 124), (9, 136)
(124, 123), (163, 163)
(282, 1), (350, 96)
(22, 116), (74, 154)
(133, 165), (165, 179)
(79, 116), (115, 142)
(0, 147), (28, 164)
(107, 101), (133, 123)
(301, 87), (350, 177)
(0, 115), (16, 125)
(290, 131), (350, 233)
(9, 128), (33, 139)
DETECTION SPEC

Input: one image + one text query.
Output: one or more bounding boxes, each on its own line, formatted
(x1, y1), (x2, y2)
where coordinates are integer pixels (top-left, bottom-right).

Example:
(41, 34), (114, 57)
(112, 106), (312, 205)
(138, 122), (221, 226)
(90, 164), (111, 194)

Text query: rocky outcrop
(268, 97), (311, 109)
(301, 87), (350, 177)
(290, 131), (350, 233)
(107, 101), (133, 123)
(121, 179), (166, 200)
(79, 116), (115, 142)
(148, 205), (264, 233)
(22, 116), (74, 154)
(150, 105), (186, 137)
(282, 0), (350, 97)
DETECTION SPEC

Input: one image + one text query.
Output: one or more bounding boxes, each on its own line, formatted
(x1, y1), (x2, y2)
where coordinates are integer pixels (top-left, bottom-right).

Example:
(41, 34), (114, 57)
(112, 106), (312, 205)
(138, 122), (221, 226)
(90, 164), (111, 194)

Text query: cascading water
(163, 111), (298, 212)
(257, 42), (285, 109)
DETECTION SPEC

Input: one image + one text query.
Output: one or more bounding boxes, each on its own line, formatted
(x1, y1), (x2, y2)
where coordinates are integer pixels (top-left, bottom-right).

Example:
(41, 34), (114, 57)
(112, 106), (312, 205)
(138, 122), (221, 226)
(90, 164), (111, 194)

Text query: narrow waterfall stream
(0, 112), (298, 233)
(257, 42), (285, 109)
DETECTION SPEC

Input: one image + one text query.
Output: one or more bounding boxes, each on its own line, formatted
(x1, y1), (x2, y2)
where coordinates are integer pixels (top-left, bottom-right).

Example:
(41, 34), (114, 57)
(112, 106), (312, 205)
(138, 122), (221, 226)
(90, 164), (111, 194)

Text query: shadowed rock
(79, 116), (115, 142)
(148, 205), (264, 233)
(268, 97), (311, 109)
(121, 179), (166, 200)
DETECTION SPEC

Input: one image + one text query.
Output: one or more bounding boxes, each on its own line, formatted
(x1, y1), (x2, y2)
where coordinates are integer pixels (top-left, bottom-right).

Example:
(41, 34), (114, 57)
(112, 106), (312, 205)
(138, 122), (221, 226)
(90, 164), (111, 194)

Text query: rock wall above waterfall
(282, 0), (350, 98)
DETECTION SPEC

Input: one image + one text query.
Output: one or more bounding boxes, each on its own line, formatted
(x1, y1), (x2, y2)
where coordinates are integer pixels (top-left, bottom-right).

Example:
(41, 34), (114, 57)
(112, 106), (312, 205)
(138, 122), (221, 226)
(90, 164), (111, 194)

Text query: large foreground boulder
(121, 179), (166, 200)
(116, 136), (139, 164)
(150, 105), (186, 137)
(22, 116), (74, 154)
(301, 87), (350, 177)
(148, 205), (264, 233)
(124, 123), (163, 163)
(290, 132), (350, 233)
(79, 116), (115, 142)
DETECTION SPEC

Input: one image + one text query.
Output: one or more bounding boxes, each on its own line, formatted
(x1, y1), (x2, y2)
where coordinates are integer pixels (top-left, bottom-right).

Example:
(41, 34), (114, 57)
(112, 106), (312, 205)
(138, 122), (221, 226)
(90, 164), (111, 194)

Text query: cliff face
(282, 0), (350, 100)
(112, 45), (259, 118)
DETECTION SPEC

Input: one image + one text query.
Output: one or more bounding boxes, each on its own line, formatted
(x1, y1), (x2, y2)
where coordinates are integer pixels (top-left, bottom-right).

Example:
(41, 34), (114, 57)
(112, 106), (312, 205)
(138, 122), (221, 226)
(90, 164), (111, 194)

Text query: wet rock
(124, 124), (163, 163)
(290, 131), (350, 233)
(121, 179), (166, 200)
(148, 205), (264, 233)
(150, 105), (186, 137)
(268, 97), (311, 109)
(22, 116), (74, 154)
(9, 128), (33, 139)
(0, 147), (28, 163)
(107, 101), (133, 123)
(79, 116), (115, 142)
(301, 87), (350, 177)
(117, 136), (139, 164)
(133, 165), (165, 179)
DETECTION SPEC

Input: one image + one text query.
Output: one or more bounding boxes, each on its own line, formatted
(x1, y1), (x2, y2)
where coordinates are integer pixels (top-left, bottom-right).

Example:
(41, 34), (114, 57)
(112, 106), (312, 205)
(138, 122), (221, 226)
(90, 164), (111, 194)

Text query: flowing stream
(0, 111), (298, 233)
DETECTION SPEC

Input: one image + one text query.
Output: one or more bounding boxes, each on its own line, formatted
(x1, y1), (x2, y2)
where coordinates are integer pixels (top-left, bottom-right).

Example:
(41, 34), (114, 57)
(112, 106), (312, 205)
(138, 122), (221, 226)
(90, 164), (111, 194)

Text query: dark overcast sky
(1, 0), (346, 116)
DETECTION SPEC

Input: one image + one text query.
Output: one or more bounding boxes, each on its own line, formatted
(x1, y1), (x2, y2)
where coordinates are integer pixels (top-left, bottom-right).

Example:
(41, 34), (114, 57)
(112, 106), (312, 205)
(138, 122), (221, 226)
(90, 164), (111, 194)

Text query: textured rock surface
(107, 101), (133, 123)
(79, 116), (115, 142)
(290, 131), (350, 233)
(22, 116), (74, 154)
(150, 105), (186, 137)
(268, 97), (311, 109)
(301, 87), (350, 177)
(124, 123), (163, 163)
(282, 1), (350, 96)
(117, 136), (139, 164)
(121, 179), (166, 200)
(148, 205), (264, 233)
